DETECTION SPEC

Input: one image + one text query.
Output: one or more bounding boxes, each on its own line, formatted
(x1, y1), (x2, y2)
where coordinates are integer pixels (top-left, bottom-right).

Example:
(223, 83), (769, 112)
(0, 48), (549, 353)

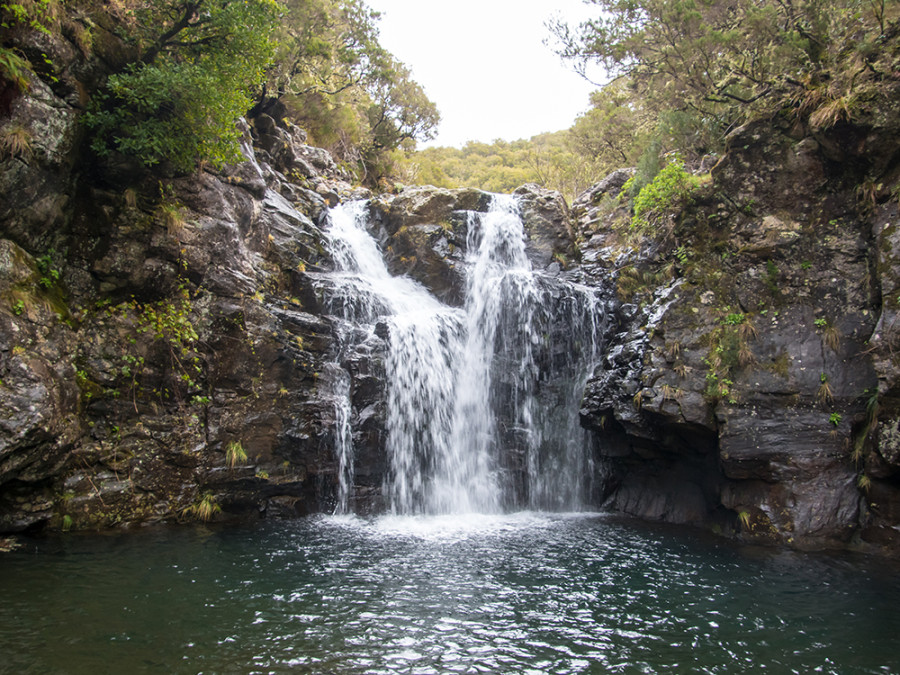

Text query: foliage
(225, 440), (248, 469)
(84, 0), (282, 173)
(569, 81), (653, 172)
(630, 158), (701, 230)
(0, 46), (31, 91)
(551, 0), (900, 162)
(136, 283), (198, 350)
(0, 0), (57, 91)
(703, 308), (757, 404)
(184, 491), (221, 521)
(265, 0), (438, 182)
(0, 123), (32, 158)
(365, 59), (438, 151)
(35, 251), (60, 289)
(401, 131), (601, 202)
(627, 137), (663, 199)
(75, 0), (437, 181)
(265, 0), (381, 101)
(851, 388), (880, 463)
(104, 280), (204, 404)
(0, 0), (55, 32)
(816, 373), (834, 405)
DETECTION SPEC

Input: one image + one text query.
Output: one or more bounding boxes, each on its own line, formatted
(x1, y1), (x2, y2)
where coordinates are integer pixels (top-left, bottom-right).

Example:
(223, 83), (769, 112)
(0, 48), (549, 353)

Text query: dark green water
(1, 513), (898, 674)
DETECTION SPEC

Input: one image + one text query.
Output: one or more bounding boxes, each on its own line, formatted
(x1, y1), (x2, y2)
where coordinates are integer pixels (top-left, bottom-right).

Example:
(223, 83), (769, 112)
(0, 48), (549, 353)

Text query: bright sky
(364, 0), (602, 148)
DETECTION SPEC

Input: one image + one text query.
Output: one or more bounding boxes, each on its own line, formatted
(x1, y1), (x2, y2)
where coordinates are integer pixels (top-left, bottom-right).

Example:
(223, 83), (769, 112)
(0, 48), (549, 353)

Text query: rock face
(3, 7), (900, 560)
(0, 37), (367, 529)
(575, 109), (900, 555)
(367, 186), (492, 305)
(0, 26), (587, 532)
(513, 184), (577, 269)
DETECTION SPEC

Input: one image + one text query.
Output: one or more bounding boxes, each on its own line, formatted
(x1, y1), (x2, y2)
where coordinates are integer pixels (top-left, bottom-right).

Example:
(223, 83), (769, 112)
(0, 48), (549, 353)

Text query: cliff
(0, 29), (583, 530)
(575, 98), (900, 554)
(2, 8), (900, 558)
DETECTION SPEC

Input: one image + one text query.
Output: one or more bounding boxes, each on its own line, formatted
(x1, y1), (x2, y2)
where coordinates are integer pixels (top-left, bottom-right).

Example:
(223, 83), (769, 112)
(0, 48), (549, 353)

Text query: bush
(631, 158), (699, 230)
(84, 0), (281, 174)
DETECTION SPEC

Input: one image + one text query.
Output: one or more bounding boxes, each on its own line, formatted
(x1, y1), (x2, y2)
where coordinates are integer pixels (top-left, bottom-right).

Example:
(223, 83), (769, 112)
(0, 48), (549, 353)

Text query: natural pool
(1, 513), (898, 674)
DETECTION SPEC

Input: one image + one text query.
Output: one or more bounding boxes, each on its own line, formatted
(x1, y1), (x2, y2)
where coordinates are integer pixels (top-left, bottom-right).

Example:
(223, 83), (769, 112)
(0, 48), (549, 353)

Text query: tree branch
(142, 2), (205, 65)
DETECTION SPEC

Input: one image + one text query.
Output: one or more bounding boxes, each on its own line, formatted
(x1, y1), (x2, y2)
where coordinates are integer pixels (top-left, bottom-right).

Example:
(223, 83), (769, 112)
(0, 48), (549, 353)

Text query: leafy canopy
(268, 0), (439, 181)
(80, 0), (438, 181)
(551, 0), (899, 158)
(85, 0), (283, 173)
(400, 132), (603, 202)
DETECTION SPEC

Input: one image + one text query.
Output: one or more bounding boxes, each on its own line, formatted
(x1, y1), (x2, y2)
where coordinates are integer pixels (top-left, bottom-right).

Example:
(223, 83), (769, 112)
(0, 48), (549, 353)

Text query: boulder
(513, 183), (577, 268)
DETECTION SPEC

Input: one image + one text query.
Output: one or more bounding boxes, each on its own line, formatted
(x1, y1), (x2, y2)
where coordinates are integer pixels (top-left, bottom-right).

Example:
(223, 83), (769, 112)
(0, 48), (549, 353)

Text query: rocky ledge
(575, 102), (900, 555)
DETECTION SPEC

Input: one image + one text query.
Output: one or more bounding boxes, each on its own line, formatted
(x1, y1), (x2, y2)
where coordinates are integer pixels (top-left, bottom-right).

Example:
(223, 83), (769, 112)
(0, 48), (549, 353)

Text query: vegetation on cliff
(552, 0), (898, 146)
(84, 0), (283, 172)
(411, 0), (898, 201)
(1, 0), (438, 182)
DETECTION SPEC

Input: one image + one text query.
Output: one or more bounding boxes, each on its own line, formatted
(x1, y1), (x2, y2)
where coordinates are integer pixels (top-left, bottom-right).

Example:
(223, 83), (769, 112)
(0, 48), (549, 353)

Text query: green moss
(769, 352), (791, 377)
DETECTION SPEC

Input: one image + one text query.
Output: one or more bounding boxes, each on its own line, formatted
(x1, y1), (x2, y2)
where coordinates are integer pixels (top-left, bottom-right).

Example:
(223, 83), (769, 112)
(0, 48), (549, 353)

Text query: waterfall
(319, 194), (603, 514)
(327, 362), (354, 514)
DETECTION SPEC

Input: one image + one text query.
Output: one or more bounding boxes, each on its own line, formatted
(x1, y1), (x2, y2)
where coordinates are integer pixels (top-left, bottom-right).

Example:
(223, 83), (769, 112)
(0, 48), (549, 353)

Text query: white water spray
(320, 194), (603, 514)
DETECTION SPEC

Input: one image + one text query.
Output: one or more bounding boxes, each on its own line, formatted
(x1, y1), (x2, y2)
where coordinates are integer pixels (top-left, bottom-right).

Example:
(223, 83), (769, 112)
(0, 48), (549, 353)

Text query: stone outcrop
(513, 183), (577, 269)
(575, 108), (900, 555)
(0, 43), (365, 529)
(368, 186), (492, 305)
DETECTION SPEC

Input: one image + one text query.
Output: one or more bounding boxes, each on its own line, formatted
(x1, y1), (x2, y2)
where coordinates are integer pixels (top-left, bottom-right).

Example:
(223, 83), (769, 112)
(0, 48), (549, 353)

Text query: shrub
(225, 440), (248, 469)
(84, 0), (281, 173)
(185, 492), (221, 522)
(631, 158), (699, 230)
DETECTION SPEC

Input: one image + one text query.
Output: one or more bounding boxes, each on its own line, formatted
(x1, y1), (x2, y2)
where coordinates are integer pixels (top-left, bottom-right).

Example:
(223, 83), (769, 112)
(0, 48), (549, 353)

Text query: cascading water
(326, 362), (354, 513)
(320, 201), (465, 514)
(319, 194), (603, 514)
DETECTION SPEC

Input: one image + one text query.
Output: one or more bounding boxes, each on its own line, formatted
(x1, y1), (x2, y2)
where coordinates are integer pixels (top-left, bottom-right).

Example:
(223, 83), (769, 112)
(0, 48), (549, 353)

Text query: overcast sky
(364, 0), (602, 148)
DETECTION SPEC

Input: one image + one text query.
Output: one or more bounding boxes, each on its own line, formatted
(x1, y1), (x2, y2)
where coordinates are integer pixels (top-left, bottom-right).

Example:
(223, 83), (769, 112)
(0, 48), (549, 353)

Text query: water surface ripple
(2, 514), (898, 674)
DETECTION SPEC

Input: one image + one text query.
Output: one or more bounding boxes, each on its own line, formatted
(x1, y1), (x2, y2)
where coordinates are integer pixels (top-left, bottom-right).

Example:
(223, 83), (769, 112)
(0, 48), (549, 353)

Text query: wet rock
(0, 73), (79, 251)
(369, 186), (491, 304)
(576, 114), (899, 554)
(513, 184), (577, 269)
(0, 241), (80, 495)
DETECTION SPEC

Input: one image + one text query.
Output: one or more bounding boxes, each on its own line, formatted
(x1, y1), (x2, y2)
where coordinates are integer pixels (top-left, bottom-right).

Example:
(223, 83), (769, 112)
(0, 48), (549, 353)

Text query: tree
(85, 0), (283, 173)
(264, 0), (383, 102)
(365, 57), (439, 151)
(568, 81), (653, 169)
(259, 0), (439, 183)
(551, 0), (899, 156)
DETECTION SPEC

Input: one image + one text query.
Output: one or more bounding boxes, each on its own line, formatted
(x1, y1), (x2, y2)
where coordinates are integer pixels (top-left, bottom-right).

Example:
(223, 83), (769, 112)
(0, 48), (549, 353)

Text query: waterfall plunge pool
(2, 513), (899, 674)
